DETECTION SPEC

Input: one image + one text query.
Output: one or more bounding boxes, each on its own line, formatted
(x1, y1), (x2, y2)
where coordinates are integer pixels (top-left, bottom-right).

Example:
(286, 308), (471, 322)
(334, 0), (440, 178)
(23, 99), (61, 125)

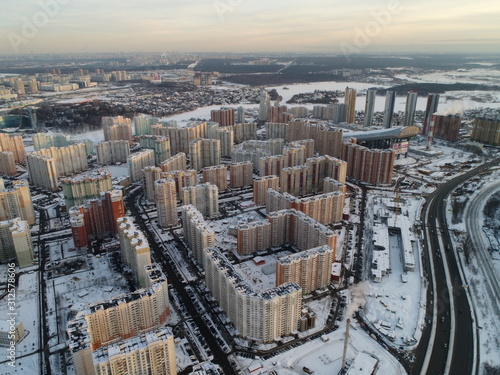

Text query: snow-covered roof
(371, 223), (390, 281)
(346, 352), (378, 375)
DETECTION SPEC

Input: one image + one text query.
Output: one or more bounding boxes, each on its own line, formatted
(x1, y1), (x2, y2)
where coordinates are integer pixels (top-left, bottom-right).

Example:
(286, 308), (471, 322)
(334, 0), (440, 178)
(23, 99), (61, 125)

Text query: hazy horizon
(1, 0), (500, 55)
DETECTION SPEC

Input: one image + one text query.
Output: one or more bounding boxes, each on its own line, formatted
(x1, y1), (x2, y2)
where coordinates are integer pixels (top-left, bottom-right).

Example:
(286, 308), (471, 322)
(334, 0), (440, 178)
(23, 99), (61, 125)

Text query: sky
(1, 0), (500, 55)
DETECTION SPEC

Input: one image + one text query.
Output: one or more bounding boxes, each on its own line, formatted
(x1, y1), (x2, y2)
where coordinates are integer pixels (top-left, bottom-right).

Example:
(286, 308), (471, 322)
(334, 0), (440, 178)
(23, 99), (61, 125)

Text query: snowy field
(363, 194), (426, 347)
(0, 270), (40, 375)
(236, 324), (406, 375)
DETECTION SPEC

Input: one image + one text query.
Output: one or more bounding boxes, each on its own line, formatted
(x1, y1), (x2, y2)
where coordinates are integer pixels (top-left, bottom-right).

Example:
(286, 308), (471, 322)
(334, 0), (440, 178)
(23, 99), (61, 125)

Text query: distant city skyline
(1, 0), (500, 55)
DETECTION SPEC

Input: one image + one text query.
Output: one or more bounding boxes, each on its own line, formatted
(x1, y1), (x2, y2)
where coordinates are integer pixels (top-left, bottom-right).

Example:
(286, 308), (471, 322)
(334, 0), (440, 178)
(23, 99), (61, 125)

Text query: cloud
(0, 0), (499, 54)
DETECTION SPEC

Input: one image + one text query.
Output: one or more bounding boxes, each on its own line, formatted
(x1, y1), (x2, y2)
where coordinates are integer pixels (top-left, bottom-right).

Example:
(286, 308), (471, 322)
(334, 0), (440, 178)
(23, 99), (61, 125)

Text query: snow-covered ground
(235, 323), (406, 375)
(0, 270), (40, 375)
(362, 194), (426, 348)
(446, 168), (500, 373)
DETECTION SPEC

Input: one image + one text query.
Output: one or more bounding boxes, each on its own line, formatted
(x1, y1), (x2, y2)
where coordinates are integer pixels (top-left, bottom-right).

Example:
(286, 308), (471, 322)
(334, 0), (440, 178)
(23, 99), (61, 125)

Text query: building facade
(61, 170), (113, 208)
(69, 189), (126, 248)
(95, 140), (130, 165)
(117, 217), (152, 287)
(253, 175), (280, 206)
(229, 161), (253, 188)
(128, 149), (155, 182)
(181, 205), (215, 264)
(202, 165), (228, 191)
(155, 179), (178, 228)
(181, 183), (219, 219)
(189, 138), (221, 171)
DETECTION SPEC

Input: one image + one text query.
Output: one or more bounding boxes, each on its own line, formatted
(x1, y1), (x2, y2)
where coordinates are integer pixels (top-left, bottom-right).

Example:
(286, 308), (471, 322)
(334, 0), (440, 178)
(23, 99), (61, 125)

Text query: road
(465, 181), (500, 318)
(125, 190), (238, 375)
(418, 159), (499, 375)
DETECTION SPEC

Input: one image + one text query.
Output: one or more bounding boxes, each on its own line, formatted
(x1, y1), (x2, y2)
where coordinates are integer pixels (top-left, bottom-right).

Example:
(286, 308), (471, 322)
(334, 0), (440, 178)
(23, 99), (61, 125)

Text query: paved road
(125, 190), (238, 375)
(418, 159), (499, 375)
(465, 181), (500, 318)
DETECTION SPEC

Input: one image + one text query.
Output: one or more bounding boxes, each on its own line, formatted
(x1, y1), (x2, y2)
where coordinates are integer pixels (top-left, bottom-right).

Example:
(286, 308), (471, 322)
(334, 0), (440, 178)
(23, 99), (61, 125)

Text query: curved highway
(418, 159), (499, 375)
(465, 181), (500, 318)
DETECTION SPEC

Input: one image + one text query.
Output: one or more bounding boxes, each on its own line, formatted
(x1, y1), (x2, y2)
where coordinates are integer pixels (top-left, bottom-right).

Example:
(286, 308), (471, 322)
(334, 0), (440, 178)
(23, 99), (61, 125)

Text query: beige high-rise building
(276, 245), (333, 294)
(30, 143), (88, 177)
(229, 161), (253, 188)
(26, 144), (88, 191)
(182, 205), (215, 263)
(202, 165), (227, 191)
(128, 149), (155, 182)
(233, 122), (257, 144)
(265, 122), (288, 140)
(68, 264), (172, 375)
(290, 106), (309, 118)
(266, 209), (338, 258)
(102, 116), (133, 145)
(143, 166), (162, 202)
(471, 118), (500, 146)
(133, 114), (159, 135)
(92, 328), (176, 375)
(279, 165), (311, 197)
(117, 217), (152, 287)
(160, 152), (187, 172)
(10, 219), (34, 268)
(345, 87), (357, 123)
(155, 179), (177, 228)
(341, 141), (395, 185)
(323, 177), (347, 194)
(139, 135), (171, 165)
(259, 155), (285, 177)
(216, 126), (234, 157)
(237, 220), (271, 255)
(0, 180), (35, 225)
(210, 108), (235, 126)
(81, 264), (169, 350)
(181, 183), (219, 219)
(164, 170), (197, 198)
(33, 132), (71, 150)
(189, 138), (221, 170)
(168, 121), (207, 154)
(143, 166), (196, 202)
(283, 144), (306, 168)
(0, 218), (34, 268)
(290, 139), (314, 159)
(286, 120), (343, 158)
(265, 189), (297, 214)
(61, 170), (113, 208)
(204, 248), (302, 343)
(306, 155), (347, 193)
(0, 133), (25, 163)
(11, 180), (35, 225)
(95, 140), (130, 165)
(266, 189), (345, 225)
(25, 153), (59, 191)
(253, 175), (280, 206)
(0, 151), (16, 176)
(299, 192), (345, 225)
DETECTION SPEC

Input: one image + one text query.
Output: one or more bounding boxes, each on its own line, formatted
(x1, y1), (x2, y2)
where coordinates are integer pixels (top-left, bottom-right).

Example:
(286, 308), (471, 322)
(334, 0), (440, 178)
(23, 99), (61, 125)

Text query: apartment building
(95, 140), (130, 165)
(181, 183), (219, 219)
(117, 217), (152, 287)
(61, 170), (113, 208)
(69, 189), (125, 248)
(155, 179), (178, 228)
(181, 205), (215, 264)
